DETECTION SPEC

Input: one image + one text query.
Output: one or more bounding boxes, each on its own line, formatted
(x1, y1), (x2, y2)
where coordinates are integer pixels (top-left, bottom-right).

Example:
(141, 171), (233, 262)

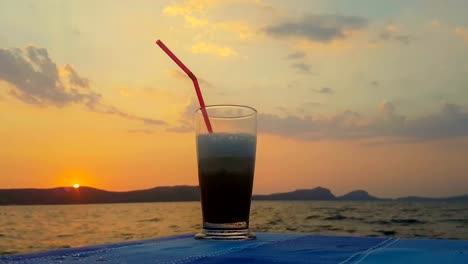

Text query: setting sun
(73, 184), (80, 189)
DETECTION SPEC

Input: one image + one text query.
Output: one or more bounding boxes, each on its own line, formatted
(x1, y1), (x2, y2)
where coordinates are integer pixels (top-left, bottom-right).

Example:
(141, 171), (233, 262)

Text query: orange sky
(2, 97), (468, 197)
(1, 0), (468, 197)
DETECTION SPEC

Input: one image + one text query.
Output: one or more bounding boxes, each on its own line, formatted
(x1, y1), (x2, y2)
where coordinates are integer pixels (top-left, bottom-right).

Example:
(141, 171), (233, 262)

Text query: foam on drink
(197, 133), (256, 159)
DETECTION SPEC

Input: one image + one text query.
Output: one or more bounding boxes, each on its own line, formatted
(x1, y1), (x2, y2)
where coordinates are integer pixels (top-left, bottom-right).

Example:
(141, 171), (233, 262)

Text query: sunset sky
(1, 0), (468, 198)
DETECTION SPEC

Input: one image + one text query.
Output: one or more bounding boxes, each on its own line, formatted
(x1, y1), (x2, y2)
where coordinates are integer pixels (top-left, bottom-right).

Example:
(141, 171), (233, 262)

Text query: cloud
(291, 63), (312, 73)
(166, 69), (191, 80)
(264, 14), (368, 43)
(259, 110), (366, 140)
(454, 27), (468, 43)
(301, 101), (321, 108)
(214, 21), (257, 40)
(0, 46), (166, 126)
(62, 64), (90, 88)
(127, 129), (157, 134)
(169, 97), (468, 141)
(379, 24), (412, 44)
(163, 0), (258, 40)
(400, 103), (468, 140)
(312, 87), (334, 94)
(297, 102), (321, 115)
(167, 125), (193, 133)
(167, 96), (199, 132)
(257, 102), (468, 142)
(72, 28), (81, 36)
(274, 106), (290, 115)
(88, 104), (166, 126)
(286, 51), (306, 60)
(0, 46), (98, 107)
(275, 106), (287, 111)
(191, 42), (236, 57)
(371, 80), (380, 88)
(163, 5), (191, 16)
(184, 15), (209, 27)
(163, 0), (216, 16)
(430, 20), (441, 29)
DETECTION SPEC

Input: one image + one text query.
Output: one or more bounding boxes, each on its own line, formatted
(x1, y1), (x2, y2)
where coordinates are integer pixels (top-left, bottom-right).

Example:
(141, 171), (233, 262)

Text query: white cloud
(191, 42), (237, 57)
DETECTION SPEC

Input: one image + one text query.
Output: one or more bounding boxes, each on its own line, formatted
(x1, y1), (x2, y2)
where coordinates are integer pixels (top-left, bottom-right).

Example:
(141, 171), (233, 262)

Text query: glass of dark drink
(194, 105), (257, 240)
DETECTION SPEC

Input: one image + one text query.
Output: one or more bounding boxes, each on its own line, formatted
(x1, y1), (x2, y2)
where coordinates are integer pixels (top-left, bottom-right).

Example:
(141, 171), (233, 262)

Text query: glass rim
(194, 104), (257, 119)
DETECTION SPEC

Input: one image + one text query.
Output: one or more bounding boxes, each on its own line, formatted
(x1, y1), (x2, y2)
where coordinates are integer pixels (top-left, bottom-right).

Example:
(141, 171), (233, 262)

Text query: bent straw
(155, 40), (213, 133)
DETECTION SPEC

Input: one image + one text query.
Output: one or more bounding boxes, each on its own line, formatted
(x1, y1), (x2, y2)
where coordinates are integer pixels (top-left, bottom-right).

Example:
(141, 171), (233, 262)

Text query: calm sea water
(1, 201), (467, 255)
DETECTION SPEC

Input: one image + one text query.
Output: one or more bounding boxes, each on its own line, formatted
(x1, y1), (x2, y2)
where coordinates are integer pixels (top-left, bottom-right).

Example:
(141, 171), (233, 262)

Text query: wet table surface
(2, 233), (468, 263)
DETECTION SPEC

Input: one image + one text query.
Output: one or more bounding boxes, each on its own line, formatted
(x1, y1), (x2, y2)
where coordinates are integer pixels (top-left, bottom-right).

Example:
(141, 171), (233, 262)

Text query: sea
(1, 201), (467, 255)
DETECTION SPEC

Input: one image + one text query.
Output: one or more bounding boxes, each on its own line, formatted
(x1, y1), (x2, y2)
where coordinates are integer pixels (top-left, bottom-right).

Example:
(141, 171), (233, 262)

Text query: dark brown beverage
(198, 157), (255, 224)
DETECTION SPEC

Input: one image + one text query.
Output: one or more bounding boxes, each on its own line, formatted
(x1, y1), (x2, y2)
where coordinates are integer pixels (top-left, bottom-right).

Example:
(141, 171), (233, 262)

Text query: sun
(73, 184), (80, 189)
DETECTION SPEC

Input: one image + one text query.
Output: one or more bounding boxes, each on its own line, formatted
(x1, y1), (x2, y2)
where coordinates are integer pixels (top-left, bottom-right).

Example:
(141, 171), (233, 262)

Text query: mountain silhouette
(0, 186), (199, 205)
(337, 190), (380, 201)
(252, 187), (336, 201)
(396, 194), (468, 202)
(0, 186), (466, 205)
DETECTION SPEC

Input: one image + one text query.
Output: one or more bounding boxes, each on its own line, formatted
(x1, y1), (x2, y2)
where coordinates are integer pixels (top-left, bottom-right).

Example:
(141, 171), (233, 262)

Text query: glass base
(195, 222), (256, 240)
(195, 230), (256, 240)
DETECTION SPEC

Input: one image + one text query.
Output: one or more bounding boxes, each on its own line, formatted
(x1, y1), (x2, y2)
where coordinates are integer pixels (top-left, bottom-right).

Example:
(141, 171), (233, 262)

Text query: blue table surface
(2, 233), (467, 264)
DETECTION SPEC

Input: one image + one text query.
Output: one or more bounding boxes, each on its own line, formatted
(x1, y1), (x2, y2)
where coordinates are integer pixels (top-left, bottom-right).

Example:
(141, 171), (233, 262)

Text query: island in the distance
(0, 186), (467, 205)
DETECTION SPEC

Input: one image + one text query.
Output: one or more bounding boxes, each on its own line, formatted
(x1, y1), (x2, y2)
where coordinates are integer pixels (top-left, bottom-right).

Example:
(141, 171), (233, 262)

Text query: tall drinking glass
(194, 105), (257, 240)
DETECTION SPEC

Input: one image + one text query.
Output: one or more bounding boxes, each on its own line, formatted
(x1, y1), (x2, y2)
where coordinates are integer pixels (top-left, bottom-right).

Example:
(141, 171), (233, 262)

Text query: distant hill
(396, 194), (468, 202)
(252, 187), (336, 201)
(337, 190), (380, 201)
(0, 186), (200, 205)
(0, 186), (466, 205)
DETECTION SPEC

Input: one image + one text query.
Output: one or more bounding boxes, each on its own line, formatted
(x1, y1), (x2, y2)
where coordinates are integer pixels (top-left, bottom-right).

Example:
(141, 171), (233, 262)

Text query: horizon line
(1, 185), (467, 199)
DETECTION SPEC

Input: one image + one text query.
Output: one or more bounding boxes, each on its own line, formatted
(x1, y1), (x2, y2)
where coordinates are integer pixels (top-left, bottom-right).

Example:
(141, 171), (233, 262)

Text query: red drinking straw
(155, 40), (213, 133)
